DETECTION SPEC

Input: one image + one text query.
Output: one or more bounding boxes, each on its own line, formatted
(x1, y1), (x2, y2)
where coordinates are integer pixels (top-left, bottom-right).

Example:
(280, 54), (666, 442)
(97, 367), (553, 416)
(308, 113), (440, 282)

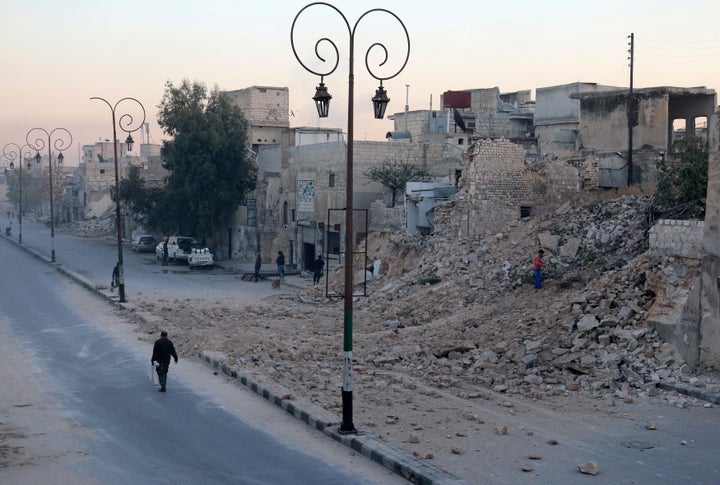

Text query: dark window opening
(247, 199), (257, 226)
(329, 173), (335, 187)
(520, 206), (532, 218)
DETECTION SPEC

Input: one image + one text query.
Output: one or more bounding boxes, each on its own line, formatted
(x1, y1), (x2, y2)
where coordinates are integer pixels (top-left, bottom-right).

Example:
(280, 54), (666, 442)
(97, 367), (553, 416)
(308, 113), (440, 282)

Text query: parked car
(188, 246), (214, 269)
(155, 236), (199, 262)
(131, 235), (157, 253)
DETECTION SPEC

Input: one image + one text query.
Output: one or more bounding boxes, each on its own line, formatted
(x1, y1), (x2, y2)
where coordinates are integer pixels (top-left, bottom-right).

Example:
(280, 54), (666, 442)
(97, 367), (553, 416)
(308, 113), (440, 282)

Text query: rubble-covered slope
(132, 194), (703, 421)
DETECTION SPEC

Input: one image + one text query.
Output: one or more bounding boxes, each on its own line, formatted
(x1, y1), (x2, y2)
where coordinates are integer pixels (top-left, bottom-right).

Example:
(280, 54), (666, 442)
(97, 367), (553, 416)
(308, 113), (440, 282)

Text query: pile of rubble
(321, 194), (697, 402)
(132, 193), (715, 418)
(58, 212), (115, 238)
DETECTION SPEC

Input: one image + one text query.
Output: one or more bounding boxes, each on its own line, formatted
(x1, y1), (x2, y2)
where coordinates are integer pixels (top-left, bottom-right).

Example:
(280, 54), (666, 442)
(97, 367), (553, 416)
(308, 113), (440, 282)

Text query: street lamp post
(2, 143), (35, 244)
(26, 128), (73, 263)
(90, 96), (146, 303)
(291, 2), (410, 434)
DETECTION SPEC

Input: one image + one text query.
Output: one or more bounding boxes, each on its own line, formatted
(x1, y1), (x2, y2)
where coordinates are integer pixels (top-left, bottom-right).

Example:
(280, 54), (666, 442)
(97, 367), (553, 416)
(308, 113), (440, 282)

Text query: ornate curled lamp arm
(290, 2), (348, 79)
(116, 97), (147, 139)
(90, 97), (146, 141)
(356, 9), (411, 84)
(26, 127), (73, 156)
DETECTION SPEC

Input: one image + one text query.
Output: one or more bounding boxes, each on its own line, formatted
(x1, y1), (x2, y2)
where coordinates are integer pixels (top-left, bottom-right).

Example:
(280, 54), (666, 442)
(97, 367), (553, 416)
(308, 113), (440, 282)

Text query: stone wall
(437, 138), (582, 237)
(648, 219), (705, 259)
(699, 108), (720, 370)
(368, 199), (405, 233)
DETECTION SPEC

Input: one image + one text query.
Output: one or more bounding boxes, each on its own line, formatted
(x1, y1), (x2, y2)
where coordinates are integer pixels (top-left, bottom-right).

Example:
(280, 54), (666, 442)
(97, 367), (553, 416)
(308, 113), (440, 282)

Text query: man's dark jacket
(152, 337), (178, 365)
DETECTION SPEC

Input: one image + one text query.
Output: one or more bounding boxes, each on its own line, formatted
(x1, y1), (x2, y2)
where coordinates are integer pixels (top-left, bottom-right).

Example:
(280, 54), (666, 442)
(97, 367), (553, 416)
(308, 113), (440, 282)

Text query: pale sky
(2, 0), (719, 166)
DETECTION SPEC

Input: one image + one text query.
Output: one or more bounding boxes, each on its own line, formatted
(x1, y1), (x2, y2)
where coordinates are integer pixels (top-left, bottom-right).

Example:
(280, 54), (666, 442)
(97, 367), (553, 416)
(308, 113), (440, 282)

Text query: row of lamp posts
(2, 98), (145, 303)
(291, 2), (410, 434)
(3, 2), (408, 431)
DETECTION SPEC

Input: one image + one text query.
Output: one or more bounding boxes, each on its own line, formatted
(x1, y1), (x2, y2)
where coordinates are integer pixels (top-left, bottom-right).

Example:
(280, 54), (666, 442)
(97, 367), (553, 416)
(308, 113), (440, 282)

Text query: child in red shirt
(533, 249), (546, 289)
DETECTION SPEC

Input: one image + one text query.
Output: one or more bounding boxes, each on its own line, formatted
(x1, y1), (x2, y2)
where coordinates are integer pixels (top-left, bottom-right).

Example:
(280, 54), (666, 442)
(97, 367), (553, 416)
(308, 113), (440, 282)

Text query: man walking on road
(151, 331), (178, 392)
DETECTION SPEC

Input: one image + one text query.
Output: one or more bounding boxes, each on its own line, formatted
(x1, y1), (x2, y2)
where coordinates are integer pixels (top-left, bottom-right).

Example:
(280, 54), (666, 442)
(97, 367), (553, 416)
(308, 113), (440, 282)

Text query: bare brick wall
(435, 138), (583, 237)
(649, 219), (704, 259)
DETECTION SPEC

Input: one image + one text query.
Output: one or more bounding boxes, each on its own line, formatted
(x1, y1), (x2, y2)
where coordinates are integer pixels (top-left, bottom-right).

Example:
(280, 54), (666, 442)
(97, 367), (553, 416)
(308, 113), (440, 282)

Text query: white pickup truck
(188, 247), (214, 268)
(157, 236), (198, 262)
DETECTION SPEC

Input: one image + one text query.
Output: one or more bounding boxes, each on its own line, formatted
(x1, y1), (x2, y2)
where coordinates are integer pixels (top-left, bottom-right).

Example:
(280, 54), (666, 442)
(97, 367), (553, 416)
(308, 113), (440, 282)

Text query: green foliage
(364, 159), (429, 207)
(154, 79), (256, 241)
(650, 137), (708, 220)
(4, 168), (43, 213)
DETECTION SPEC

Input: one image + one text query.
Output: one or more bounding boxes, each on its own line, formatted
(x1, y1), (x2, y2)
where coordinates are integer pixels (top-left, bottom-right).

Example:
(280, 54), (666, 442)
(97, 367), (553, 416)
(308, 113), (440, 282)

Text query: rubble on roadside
(57, 212), (116, 238)
(131, 193), (718, 414)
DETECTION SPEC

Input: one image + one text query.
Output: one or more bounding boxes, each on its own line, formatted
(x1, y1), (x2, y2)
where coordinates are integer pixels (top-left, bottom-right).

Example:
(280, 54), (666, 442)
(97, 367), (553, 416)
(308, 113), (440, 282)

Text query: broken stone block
(578, 461), (599, 475)
(577, 314), (600, 332)
(522, 354), (538, 368)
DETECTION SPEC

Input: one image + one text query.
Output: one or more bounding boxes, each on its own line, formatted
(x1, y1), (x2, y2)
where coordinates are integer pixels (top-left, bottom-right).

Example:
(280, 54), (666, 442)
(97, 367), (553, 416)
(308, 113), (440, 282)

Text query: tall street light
(26, 127), (73, 263)
(2, 143), (36, 244)
(90, 96), (146, 303)
(291, 2), (410, 434)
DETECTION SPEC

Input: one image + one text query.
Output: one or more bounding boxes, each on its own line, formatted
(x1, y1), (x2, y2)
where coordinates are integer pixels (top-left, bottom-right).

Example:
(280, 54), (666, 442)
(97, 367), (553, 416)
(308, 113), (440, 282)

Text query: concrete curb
(198, 351), (469, 485)
(657, 381), (720, 404)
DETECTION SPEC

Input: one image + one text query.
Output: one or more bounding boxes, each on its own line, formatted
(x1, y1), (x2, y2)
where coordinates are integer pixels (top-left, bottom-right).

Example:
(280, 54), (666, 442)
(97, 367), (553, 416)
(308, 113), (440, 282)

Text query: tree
(649, 136), (708, 221)
(156, 79), (256, 242)
(4, 168), (33, 213)
(364, 159), (429, 207)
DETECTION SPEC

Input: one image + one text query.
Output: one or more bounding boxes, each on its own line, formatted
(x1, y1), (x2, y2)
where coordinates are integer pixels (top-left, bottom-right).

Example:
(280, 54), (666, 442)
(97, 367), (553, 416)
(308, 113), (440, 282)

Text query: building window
(329, 173), (335, 187)
(247, 199), (257, 226)
(291, 209), (296, 222)
(283, 201), (288, 225)
(99, 169), (105, 174)
(458, 138), (464, 145)
(520, 206), (532, 219)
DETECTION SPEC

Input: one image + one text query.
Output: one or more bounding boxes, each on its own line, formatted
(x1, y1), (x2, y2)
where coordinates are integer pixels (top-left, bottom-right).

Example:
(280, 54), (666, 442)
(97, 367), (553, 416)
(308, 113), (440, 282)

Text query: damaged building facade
(222, 83), (716, 272)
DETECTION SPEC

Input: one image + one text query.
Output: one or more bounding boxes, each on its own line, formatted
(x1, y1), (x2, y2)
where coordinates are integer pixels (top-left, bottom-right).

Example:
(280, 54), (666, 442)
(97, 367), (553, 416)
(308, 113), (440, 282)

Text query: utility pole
(627, 32), (635, 186)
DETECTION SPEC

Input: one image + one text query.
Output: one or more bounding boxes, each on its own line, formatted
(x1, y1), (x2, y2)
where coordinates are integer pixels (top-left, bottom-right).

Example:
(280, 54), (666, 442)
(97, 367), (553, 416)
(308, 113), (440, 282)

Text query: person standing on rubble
(533, 249), (546, 290)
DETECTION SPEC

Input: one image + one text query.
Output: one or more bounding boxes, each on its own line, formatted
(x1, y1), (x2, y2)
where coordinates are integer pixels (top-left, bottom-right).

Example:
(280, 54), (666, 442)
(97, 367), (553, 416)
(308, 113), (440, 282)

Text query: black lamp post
(90, 96), (146, 303)
(2, 143), (35, 244)
(26, 127), (73, 263)
(291, 2), (410, 434)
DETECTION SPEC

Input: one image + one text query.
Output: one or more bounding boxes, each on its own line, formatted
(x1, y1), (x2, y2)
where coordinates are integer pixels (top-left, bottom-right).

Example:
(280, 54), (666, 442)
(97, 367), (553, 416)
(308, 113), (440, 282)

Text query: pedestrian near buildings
(533, 249), (546, 290)
(276, 251), (285, 279)
(111, 262), (120, 292)
(162, 238), (169, 266)
(313, 255), (324, 285)
(151, 331), (178, 392)
(254, 253), (262, 282)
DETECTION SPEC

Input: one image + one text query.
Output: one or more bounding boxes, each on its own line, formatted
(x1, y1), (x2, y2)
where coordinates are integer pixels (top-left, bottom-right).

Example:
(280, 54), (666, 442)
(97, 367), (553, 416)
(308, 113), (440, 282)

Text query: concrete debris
(578, 461), (599, 475)
(129, 192), (717, 475)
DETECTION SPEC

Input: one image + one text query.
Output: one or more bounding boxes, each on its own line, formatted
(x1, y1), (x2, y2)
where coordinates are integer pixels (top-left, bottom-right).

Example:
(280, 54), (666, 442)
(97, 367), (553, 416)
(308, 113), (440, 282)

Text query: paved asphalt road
(0, 225), (405, 484)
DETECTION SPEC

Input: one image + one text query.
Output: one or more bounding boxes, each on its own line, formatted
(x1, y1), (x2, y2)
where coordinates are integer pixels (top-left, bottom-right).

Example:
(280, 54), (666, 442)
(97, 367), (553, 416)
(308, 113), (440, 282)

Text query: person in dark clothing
(151, 331), (178, 392)
(254, 253), (262, 282)
(162, 238), (169, 266)
(313, 255), (324, 285)
(276, 251), (285, 279)
(111, 263), (120, 292)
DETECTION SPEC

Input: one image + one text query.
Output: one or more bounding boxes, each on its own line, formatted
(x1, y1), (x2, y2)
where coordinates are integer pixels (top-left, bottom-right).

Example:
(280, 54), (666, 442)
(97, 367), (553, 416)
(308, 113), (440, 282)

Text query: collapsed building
(220, 84), (717, 273)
